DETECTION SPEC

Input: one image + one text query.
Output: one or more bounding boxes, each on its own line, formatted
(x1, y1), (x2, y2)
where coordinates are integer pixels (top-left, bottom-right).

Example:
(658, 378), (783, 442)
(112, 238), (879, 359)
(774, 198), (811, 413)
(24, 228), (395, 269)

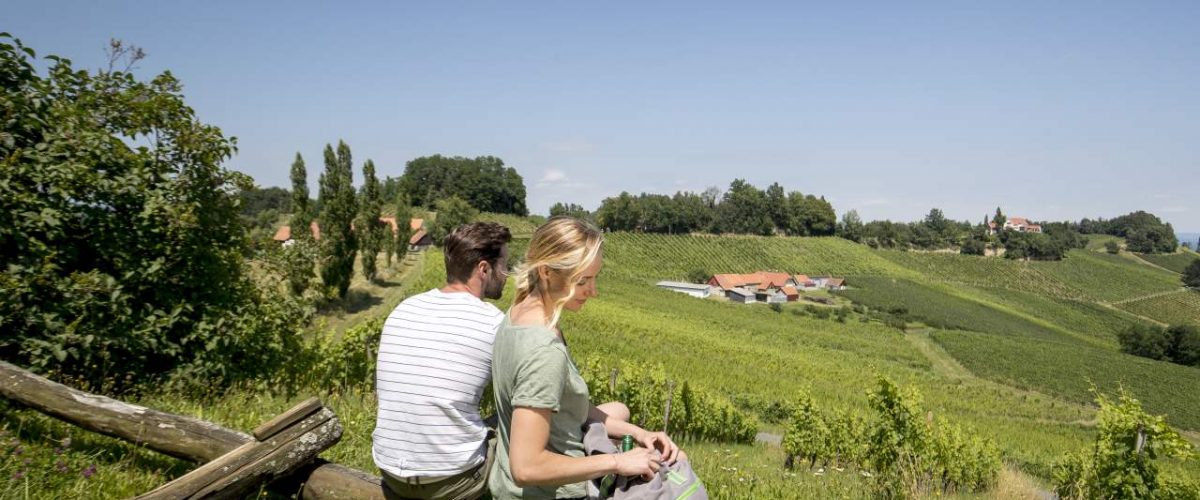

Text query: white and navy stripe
(372, 289), (503, 478)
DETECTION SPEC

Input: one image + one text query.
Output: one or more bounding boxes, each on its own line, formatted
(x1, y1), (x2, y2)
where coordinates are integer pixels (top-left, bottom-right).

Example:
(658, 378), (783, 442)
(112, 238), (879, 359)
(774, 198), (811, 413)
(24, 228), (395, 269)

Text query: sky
(8, 1), (1200, 231)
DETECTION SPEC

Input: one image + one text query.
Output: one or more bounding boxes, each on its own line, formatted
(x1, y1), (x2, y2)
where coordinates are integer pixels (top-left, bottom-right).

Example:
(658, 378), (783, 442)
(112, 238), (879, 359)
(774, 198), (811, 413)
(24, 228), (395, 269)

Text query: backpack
(581, 421), (708, 500)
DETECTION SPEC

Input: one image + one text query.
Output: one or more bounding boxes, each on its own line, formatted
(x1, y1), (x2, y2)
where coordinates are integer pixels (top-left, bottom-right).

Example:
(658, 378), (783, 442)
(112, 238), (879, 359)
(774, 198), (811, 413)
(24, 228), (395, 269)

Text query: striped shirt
(372, 288), (504, 478)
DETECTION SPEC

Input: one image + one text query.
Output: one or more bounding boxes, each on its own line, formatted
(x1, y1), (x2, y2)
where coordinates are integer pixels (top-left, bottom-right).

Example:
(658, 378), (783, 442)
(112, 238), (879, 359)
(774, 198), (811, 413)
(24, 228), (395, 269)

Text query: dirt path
(904, 328), (973, 379)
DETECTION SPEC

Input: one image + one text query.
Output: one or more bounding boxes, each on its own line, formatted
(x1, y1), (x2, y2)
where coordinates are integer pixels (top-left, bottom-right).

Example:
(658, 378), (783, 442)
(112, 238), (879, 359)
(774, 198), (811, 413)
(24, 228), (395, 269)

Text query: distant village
(657, 272), (846, 305)
(273, 217), (434, 251)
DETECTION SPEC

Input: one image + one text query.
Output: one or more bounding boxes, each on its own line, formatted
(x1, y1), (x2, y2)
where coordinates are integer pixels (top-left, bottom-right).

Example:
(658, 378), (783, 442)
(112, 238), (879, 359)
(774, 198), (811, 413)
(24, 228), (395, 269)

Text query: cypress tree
(318, 141), (358, 297)
(394, 193), (414, 263)
(358, 159), (384, 281)
(289, 152), (311, 238)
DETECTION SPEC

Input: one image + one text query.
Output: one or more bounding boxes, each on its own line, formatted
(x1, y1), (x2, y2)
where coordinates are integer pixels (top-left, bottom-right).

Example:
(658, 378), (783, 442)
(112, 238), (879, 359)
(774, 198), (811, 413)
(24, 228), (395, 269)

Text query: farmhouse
(409, 229), (433, 251)
(726, 288), (755, 304)
(705, 270), (847, 303)
(656, 281), (712, 299)
(988, 217), (1042, 234)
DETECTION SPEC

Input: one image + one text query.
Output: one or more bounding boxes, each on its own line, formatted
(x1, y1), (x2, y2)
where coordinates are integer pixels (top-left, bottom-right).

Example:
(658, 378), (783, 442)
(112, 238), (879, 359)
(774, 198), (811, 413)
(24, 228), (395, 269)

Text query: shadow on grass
(317, 289), (384, 315)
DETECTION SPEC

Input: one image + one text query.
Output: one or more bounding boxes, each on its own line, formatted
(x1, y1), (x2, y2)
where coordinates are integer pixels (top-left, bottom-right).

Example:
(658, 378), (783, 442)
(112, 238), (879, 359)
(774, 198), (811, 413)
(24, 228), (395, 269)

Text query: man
(373, 222), (512, 499)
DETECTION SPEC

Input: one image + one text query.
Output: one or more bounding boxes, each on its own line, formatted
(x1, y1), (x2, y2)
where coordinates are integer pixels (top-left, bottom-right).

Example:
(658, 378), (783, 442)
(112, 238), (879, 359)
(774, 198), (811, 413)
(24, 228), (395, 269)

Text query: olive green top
(489, 316), (591, 499)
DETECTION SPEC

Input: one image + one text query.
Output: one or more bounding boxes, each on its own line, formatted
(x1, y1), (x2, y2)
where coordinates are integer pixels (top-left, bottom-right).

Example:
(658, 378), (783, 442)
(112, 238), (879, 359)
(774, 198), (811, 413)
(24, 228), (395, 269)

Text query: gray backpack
(581, 421), (708, 500)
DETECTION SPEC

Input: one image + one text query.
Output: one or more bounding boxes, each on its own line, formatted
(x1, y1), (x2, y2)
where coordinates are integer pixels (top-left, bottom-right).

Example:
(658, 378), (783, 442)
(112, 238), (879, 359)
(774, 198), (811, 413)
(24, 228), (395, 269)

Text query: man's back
(372, 288), (503, 478)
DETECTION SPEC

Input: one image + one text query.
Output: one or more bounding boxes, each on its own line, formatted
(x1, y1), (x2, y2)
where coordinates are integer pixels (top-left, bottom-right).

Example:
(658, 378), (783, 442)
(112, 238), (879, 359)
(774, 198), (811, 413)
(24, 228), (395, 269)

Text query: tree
(1117, 324), (1170, 360)
(765, 182), (788, 233)
(430, 196), (478, 245)
(596, 192), (641, 231)
(991, 207), (1006, 233)
(838, 210), (864, 243)
(358, 159), (385, 281)
(549, 202), (593, 221)
(1166, 325), (1200, 367)
(1104, 241), (1121, 254)
(393, 193), (414, 264)
(0, 35), (305, 388)
(1184, 259), (1200, 289)
(960, 238), (986, 256)
(289, 152), (311, 235)
(318, 141), (358, 297)
(397, 155), (528, 215)
(717, 180), (773, 235)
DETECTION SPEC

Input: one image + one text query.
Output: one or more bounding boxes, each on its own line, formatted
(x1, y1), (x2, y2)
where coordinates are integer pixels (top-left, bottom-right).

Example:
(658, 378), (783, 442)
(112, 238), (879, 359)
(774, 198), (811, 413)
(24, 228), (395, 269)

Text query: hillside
(577, 232), (1200, 490)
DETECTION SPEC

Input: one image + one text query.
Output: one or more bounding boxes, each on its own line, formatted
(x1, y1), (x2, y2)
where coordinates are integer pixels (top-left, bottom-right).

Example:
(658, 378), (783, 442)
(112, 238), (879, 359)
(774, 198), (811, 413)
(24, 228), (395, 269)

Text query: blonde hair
(511, 216), (604, 327)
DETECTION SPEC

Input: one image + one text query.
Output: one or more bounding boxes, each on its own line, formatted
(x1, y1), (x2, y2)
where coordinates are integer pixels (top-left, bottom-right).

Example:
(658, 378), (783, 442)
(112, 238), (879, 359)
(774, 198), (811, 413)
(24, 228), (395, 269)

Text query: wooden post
(663, 381), (674, 433)
(0, 360), (385, 499)
(136, 403), (342, 500)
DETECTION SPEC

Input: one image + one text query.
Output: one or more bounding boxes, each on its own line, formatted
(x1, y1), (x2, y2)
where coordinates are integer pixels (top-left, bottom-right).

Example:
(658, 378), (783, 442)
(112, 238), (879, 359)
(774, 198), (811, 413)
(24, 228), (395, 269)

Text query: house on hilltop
(989, 217), (1043, 234)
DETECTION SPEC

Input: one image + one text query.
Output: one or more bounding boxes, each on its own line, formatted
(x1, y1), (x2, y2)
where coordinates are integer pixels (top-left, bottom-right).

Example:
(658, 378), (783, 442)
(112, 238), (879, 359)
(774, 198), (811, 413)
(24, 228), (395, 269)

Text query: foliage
(237, 186), (290, 219)
(357, 159), (385, 281)
(396, 154), (527, 215)
(837, 210), (865, 243)
(1106, 240), (1122, 254)
(580, 357), (758, 444)
(1053, 390), (1198, 499)
(0, 34), (306, 390)
(1079, 211), (1178, 254)
(317, 141), (358, 297)
(289, 152), (312, 235)
(549, 202), (593, 222)
(1185, 259), (1200, 288)
(783, 379), (1000, 498)
(1117, 324), (1200, 367)
(392, 194), (413, 264)
(429, 196), (479, 245)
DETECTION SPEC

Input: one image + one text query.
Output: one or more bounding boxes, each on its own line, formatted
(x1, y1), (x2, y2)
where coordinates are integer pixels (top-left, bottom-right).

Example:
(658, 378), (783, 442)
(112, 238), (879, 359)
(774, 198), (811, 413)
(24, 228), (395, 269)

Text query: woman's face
(562, 247), (603, 312)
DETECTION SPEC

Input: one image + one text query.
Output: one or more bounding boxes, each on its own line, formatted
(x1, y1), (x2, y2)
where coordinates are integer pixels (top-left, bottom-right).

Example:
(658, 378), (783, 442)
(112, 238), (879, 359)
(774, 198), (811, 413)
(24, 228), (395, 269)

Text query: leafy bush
(580, 357), (758, 444)
(1186, 260), (1200, 289)
(1053, 390), (1198, 499)
(1117, 324), (1200, 367)
(1106, 241), (1121, 254)
(783, 377), (1000, 498)
(0, 35), (307, 392)
(430, 196), (479, 245)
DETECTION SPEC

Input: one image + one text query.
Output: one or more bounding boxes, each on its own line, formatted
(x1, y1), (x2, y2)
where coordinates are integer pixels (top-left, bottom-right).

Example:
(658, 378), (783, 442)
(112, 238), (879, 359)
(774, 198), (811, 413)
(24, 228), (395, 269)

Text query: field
(6, 230), (1200, 498)
(1117, 289), (1200, 326)
(1136, 251), (1200, 274)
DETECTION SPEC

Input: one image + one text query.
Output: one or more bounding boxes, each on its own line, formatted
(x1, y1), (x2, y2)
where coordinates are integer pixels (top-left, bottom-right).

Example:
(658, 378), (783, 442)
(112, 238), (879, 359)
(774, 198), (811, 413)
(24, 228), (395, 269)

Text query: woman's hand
(613, 447), (663, 481)
(636, 431), (681, 464)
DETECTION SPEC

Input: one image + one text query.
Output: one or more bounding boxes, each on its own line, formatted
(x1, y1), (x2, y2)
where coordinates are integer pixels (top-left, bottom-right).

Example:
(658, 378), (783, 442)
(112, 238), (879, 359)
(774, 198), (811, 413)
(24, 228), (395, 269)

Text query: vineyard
(930, 329), (1200, 430)
(1116, 289), (1200, 326)
(1136, 250), (1200, 274)
(1029, 250), (1181, 303)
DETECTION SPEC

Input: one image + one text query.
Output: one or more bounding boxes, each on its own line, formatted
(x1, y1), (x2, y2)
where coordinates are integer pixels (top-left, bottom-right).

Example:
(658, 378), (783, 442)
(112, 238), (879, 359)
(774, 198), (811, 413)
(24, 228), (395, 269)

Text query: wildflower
(82, 464), (96, 479)
(56, 460), (69, 473)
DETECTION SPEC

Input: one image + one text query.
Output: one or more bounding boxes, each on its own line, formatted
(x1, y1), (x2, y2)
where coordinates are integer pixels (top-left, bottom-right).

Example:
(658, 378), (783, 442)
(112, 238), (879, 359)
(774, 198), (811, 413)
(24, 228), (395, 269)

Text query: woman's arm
(510, 406), (660, 486)
(589, 405), (681, 464)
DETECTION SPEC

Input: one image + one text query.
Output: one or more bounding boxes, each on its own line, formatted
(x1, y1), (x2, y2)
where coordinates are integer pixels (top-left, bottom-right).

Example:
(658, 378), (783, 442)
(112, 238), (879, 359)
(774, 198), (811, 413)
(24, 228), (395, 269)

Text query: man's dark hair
(443, 222), (512, 284)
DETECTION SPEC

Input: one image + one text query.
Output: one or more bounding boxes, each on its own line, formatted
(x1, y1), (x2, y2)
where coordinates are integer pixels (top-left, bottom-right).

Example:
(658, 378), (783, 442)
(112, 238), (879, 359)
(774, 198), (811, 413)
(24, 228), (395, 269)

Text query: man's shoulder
(395, 289), (503, 322)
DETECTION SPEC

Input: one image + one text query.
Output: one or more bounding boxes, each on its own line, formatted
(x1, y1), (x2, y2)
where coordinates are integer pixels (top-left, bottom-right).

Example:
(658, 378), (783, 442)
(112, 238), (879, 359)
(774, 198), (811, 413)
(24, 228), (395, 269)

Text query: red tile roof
(272, 225), (291, 242)
(758, 272), (791, 288)
(410, 218), (424, 231)
(409, 229), (429, 245)
(781, 285), (799, 297)
(826, 278), (845, 287)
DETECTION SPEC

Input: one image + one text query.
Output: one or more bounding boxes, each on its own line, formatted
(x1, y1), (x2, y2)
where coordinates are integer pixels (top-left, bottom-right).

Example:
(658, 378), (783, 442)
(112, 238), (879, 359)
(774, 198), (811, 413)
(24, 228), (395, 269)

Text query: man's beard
(482, 273), (505, 300)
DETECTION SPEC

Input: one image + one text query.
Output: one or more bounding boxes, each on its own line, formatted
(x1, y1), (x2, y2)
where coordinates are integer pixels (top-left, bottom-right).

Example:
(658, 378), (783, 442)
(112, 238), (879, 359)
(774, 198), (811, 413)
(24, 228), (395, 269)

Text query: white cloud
(541, 169), (567, 183)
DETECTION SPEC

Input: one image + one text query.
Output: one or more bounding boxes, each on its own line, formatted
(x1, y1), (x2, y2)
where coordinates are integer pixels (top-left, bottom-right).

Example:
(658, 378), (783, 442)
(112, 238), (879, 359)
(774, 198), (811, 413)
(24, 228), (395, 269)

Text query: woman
(489, 217), (683, 499)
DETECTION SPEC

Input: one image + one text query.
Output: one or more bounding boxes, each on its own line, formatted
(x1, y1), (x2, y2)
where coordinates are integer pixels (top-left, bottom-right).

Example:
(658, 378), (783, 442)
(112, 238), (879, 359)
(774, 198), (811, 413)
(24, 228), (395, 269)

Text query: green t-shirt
(489, 316), (591, 500)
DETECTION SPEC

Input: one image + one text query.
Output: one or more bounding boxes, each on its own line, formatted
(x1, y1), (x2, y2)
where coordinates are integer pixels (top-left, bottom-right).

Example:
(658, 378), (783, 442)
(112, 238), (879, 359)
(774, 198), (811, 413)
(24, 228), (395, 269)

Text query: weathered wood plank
(252, 396), (321, 440)
(0, 360), (387, 499)
(136, 407), (339, 500)
(0, 360), (249, 462)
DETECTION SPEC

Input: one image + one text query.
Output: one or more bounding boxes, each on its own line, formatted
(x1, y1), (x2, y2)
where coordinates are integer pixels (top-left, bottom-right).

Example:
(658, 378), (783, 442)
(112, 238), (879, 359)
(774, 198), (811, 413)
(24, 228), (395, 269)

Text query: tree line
(553, 179), (838, 236)
(1078, 211), (1179, 254)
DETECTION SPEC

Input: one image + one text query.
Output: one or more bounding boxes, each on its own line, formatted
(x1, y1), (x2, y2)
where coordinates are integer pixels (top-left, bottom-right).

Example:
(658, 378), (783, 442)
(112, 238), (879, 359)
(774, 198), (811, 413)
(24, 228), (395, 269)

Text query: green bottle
(621, 434), (634, 452)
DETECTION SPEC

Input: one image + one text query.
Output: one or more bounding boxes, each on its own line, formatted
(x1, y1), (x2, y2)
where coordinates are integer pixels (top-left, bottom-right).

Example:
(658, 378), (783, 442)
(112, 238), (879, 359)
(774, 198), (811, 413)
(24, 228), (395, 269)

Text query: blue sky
(8, 1), (1199, 230)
